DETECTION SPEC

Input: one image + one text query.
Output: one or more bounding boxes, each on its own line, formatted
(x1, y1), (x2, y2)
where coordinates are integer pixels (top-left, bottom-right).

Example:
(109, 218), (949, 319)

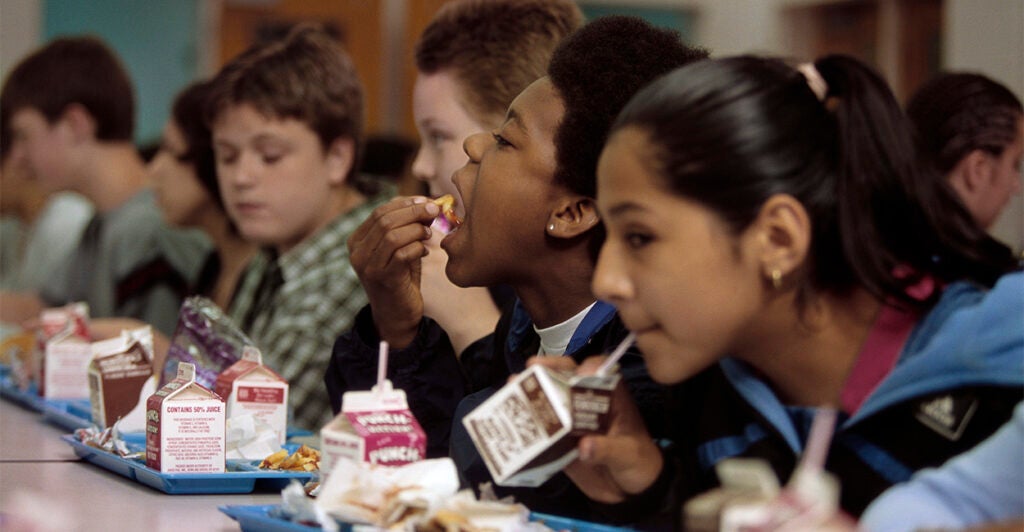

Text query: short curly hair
(415, 0), (582, 127)
(548, 16), (709, 199)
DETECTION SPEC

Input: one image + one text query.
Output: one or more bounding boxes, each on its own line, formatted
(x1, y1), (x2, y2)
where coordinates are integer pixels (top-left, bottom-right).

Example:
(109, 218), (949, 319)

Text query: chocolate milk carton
(146, 362), (226, 473)
(89, 328), (155, 430)
(214, 346), (288, 445)
(36, 303), (91, 398)
(320, 380), (426, 480)
(462, 365), (619, 487)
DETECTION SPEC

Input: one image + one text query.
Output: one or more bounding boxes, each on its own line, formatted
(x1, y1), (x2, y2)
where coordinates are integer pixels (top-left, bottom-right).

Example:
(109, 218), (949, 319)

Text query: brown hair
(415, 0), (582, 126)
(1, 36), (135, 141)
(907, 72), (1024, 175)
(206, 24), (365, 183)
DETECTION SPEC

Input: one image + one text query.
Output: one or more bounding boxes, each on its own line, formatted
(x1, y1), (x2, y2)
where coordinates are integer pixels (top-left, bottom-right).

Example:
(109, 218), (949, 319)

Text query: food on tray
(260, 445), (321, 472)
(317, 457), (459, 528)
(432, 194), (462, 228)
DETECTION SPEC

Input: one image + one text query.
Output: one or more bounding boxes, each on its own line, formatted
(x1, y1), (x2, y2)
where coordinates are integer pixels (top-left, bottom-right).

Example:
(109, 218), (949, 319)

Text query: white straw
(801, 407), (837, 472)
(377, 340), (389, 390)
(596, 332), (637, 376)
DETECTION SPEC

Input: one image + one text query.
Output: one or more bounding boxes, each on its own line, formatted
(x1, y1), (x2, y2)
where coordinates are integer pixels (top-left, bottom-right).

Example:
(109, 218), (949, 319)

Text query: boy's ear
(324, 137), (356, 186)
(750, 194), (810, 286)
(545, 196), (600, 239)
(61, 103), (97, 142)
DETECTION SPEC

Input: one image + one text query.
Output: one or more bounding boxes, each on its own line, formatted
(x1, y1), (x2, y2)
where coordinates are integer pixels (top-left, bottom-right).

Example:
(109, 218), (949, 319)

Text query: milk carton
(214, 346), (288, 445)
(36, 303), (90, 398)
(320, 380), (426, 480)
(461, 364), (619, 487)
(145, 362), (226, 473)
(88, 328), (156, 430)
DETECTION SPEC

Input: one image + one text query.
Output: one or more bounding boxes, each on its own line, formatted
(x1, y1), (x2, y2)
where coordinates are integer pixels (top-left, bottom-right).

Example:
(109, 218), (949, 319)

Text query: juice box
(320, 381), (426, 480)
(145, 362), (226, 473)
(89, 332), (154, 430)
(461, 365), (619, 487)
(214, 346), (288, 445)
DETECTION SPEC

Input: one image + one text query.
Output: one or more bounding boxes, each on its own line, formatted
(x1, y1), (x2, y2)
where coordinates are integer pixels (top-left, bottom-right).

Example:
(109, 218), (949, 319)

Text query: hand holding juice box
(461, 334), (634, 487)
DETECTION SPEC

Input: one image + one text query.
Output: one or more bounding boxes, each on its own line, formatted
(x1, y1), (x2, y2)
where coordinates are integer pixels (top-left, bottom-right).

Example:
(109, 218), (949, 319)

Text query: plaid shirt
(230, 190), (389, 429)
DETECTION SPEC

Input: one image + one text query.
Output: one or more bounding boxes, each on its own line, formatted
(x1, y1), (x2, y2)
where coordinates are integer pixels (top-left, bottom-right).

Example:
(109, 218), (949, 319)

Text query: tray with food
(219, 503), (632, 532)
(61, 432), (318, 494)
(219, 456), (633, 532)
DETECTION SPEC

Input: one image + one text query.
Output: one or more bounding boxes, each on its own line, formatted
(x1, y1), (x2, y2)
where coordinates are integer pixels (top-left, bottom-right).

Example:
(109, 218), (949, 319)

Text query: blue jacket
(618, 272), (1024, 528)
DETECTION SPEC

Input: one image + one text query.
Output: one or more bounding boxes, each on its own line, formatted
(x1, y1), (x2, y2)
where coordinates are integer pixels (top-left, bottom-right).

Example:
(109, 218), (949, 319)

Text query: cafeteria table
(0, 399), (281, 531)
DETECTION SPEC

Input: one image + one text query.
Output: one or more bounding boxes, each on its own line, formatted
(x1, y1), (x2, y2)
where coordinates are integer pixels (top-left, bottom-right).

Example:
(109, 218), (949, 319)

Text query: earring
(548, 224), (556, 231)
(770, 269), (783, 289)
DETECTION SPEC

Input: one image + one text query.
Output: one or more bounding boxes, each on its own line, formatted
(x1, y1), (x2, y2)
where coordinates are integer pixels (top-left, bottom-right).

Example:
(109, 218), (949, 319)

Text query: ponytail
(816, 55), (1016, 308)
(612, 55), (1016, 314)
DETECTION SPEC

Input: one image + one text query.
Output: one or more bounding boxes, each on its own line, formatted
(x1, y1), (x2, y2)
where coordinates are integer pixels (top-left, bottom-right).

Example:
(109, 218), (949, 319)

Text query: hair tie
(797, 62), (828, 102)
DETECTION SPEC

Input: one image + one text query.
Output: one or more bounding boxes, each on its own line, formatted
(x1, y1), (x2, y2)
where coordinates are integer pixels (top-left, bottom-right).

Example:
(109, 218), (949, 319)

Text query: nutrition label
(159, 399), (226, 473)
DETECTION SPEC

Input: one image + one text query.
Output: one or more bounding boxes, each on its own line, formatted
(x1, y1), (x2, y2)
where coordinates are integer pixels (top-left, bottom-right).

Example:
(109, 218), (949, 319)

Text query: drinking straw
(377, 340), (389, 390)
(802, 407), (837, 472)
(595, 332), (637, 376)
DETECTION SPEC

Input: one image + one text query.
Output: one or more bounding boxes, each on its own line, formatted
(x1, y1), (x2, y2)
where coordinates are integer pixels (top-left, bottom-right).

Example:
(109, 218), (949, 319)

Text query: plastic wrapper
(161, 296), (254, 388)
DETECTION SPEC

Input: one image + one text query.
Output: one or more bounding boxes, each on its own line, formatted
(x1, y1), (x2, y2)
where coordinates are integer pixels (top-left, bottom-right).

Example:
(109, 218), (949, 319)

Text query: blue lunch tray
(218, 504), (633, 531)
(41, 398), (94, 431)
(61, 434), (314, 494)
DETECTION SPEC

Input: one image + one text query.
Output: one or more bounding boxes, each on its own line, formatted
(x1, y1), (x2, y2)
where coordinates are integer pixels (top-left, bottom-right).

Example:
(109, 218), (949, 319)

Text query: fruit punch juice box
(320, 380), (426, 480)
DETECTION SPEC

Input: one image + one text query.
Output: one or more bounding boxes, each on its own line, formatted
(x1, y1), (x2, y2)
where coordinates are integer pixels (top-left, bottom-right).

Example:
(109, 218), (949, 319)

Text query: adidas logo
(915, 394), (977, 441)
(921, 396), (955, 429)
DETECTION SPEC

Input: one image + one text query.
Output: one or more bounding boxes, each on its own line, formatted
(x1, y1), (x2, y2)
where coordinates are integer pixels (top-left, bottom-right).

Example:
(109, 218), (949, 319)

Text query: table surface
(0, 399), (282, 531)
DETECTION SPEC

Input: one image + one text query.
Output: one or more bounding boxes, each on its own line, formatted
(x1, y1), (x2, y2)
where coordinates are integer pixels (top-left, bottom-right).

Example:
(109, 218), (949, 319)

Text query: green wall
(44, 0), (199, 146)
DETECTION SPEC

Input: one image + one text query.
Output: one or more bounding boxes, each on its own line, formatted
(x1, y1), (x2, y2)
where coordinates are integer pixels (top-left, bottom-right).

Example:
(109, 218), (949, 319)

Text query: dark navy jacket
(325, 299), (671, 520)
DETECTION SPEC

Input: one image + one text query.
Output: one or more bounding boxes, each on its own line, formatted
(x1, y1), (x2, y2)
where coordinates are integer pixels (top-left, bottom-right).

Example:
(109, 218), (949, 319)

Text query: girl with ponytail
(534, 55), (1022, 526)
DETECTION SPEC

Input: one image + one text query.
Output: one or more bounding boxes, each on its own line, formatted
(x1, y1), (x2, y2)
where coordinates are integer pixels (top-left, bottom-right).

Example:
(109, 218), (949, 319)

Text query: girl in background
(149, 80), (254, 310)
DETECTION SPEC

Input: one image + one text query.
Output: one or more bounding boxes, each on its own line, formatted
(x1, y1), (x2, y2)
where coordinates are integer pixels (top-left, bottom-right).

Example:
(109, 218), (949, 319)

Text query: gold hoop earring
(770, 269), (783, 289)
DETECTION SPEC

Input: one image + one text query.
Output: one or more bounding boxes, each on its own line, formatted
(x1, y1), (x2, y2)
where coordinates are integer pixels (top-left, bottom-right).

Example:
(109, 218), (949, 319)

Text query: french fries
(259, 444), (321, 472)
(432, 194), (462, 227)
